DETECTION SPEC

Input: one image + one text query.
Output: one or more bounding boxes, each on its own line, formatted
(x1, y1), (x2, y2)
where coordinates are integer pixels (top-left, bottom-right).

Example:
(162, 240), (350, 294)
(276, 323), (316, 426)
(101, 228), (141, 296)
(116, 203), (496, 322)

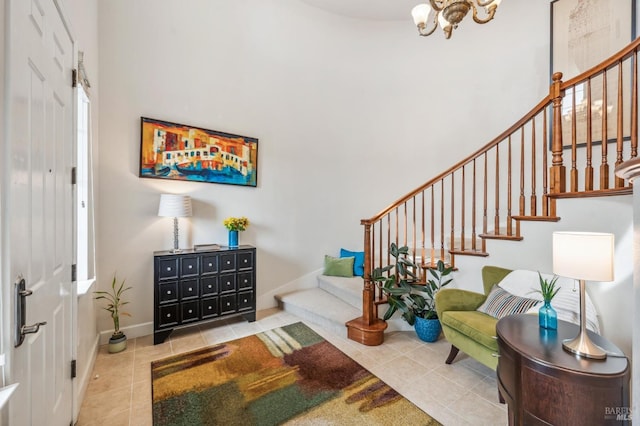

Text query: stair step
(479, 230), (523, 241)
(512, 215), (561, 222)
(317, 275), (362, 310)
(448, 248), (489, 257)
(548, 187), (632, 198)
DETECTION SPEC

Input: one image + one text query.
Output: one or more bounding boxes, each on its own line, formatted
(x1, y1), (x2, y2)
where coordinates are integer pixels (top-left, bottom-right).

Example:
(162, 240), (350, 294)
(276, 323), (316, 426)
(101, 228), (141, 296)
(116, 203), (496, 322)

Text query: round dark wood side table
(496, 314), (630, 426)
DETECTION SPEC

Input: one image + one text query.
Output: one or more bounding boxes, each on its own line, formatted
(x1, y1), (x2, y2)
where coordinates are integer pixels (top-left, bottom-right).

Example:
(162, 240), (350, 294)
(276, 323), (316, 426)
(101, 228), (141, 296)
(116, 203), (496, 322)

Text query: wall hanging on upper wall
(139, 117), (258, 187)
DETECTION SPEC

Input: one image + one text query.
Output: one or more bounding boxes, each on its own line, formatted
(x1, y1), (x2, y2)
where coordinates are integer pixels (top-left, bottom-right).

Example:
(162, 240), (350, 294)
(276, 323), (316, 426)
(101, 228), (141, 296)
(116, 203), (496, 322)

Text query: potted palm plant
(94, 275), (132, 353)
(371, 243), (453, 342)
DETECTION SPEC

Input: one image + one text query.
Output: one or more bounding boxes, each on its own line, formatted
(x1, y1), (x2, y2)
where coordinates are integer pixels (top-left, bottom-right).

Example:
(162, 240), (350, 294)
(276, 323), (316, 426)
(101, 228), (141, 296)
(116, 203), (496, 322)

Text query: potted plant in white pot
(371, 243), (453, 342)
(94, 275), (132, 353)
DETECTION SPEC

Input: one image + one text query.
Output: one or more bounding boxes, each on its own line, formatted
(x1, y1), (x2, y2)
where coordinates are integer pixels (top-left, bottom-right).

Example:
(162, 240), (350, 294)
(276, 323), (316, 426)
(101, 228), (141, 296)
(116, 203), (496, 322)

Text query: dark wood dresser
(496, 314), (630, 425)
(153, 245), (256, 344)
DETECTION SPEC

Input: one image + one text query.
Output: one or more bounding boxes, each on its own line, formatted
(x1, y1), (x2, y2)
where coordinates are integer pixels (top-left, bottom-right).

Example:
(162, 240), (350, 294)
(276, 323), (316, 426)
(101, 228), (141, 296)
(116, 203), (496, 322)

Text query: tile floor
(77, 309), (508, 426)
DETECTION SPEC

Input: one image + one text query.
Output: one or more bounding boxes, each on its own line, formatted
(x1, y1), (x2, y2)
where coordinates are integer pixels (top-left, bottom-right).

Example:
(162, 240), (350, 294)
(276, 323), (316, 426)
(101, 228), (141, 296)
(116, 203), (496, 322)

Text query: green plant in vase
(534, 272), (560, 330)
(94, 275), (132, 353)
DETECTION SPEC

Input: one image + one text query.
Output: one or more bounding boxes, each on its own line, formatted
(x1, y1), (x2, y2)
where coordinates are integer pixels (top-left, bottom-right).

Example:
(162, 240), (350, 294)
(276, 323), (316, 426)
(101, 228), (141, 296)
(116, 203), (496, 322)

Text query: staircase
(278, 37), (640, 346)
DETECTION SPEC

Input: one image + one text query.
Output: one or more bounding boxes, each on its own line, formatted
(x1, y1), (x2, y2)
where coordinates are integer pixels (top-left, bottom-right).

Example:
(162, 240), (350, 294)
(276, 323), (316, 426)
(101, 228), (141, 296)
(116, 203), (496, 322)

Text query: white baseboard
(256, 267), (322, 310)
(98, 321), (154, 345)
(74, 334), (99, 422)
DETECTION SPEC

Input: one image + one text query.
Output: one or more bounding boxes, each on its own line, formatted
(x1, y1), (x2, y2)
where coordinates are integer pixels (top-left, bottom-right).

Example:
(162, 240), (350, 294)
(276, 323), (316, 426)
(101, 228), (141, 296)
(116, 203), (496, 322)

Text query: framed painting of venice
(139, 117), (258, 187)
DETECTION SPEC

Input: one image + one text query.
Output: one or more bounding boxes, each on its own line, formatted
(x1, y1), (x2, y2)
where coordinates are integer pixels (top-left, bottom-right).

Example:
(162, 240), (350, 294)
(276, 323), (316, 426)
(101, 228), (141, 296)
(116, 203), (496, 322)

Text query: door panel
(6, 0), (74, 424)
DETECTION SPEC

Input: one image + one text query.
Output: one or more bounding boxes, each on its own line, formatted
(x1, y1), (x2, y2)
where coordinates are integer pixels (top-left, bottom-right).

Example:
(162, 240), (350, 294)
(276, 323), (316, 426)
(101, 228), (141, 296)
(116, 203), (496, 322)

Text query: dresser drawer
(219, 273), (236, 293)
(158, 304), (179, 328)
(201, 254), (218, 274)
(201, 297), (219, 319)
(237, 272), (253, 290)
(180, 256), (199, 277)
(181, 301), (200, 323)
(237, 291), (254, 311)
(158, 282), (178, 304)
(220, 294), (237, 314)
(201, 277), (218, 296)
(220, 253), (236, 272)
(237, 251), (254, 270)
(158, 258), (179, 280)
(180, 279), (199, 300)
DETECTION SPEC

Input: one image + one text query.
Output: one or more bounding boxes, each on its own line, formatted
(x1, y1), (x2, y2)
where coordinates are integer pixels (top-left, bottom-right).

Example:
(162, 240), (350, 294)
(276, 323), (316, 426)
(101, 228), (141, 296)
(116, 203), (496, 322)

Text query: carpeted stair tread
(317, 274), (363, 309)
(275, 288), (360, 335)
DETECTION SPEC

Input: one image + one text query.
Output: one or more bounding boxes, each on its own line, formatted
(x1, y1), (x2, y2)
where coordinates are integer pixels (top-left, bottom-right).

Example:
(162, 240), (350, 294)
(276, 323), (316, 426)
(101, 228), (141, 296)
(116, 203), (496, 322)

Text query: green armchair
(435, 265), (513, 371)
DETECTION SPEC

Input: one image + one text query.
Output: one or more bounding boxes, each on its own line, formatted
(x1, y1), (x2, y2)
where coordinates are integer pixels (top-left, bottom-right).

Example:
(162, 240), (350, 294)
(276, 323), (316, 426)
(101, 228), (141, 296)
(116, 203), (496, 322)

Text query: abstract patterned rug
(151, 322), (441, 425)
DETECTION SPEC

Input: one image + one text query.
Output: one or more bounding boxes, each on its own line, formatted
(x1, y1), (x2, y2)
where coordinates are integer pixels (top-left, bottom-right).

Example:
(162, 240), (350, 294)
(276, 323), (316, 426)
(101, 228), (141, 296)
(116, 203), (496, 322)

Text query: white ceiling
(296, 0), (420, 21)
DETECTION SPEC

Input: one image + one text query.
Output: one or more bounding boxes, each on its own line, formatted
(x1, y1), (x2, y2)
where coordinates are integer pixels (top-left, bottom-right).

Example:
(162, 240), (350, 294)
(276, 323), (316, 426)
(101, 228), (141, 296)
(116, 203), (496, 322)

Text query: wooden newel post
(550, 72), (566, 195)
(362, 223), (373, 325)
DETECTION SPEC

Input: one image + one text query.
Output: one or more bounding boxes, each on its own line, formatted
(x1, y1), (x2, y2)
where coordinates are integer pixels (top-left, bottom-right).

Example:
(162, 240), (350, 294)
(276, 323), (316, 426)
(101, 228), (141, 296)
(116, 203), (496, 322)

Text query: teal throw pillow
(340, 248), (364, 277)
(324, 255), (354, 278)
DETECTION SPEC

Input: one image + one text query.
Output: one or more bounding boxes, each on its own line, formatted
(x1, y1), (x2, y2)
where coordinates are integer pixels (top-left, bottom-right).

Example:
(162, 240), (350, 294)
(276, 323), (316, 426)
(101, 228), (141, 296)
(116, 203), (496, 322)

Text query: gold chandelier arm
(429, 0), (445, 12)
(418, 14), (439, 37)
(471, 3), (497, 24)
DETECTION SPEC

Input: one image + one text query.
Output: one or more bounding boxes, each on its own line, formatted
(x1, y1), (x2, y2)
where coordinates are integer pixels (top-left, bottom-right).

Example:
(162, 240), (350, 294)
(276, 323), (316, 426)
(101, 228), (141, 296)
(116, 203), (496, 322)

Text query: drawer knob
(188, 309), (193, 314)
(166, 267), (172, 271)
(167, 290), (172, 295)
(208, 306), (212, 310)
(244, 259), (248, 263)
(244, 279), (248, 283)
(188, 265), (193, 269)
(167, 313), (171, 318)
(226, 302), (230, 307)
(226, 261), (231, 265)
(188, 287), (192, 292)
(244, 299), (247, 303)
(208, 263), (213, 267)
(208, 285), (212, 289)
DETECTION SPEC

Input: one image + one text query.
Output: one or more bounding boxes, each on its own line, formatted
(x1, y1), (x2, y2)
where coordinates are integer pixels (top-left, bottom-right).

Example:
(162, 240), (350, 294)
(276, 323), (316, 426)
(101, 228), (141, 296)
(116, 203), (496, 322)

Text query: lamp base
(562, 334), (607, 360)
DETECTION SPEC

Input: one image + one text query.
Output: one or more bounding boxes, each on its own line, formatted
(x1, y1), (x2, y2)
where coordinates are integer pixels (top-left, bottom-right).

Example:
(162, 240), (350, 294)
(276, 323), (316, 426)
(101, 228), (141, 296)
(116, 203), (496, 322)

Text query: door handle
(14, 277), (46, 347)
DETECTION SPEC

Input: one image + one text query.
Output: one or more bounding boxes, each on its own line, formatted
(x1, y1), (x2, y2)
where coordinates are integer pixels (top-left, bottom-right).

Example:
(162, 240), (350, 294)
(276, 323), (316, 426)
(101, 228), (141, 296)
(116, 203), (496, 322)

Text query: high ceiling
(297, 0), (419, 21)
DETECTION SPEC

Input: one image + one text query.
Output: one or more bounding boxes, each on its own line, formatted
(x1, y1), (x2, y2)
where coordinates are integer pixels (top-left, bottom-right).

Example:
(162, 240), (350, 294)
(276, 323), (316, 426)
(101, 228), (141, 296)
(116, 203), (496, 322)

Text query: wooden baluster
(440, 179), (445, 262)
(531, 118), (537, 215)
(542, 109), (549, 216)
(570, 85), (578, 192)
(403, 203), (408, 247)
(632, 50), (638, 161)
(461, 165), (466, 251)
(507, 136), (513, 235)
(421, 191), (425, 269)
(600, 71), (609, 190)
(550, 72), (566, 194)
(411, 197), (416, 266)
(431, 186), (435, 265)
(631, 50), (638, 158)
(494, 146), (500, 234)
(482, 153), (488, 253)
(585, 78), (594, 190)
(519, 127), (525, 215)
(472, 159), (477, 250)
(616, 62), (625, 188)
(450, 173), (455, 253)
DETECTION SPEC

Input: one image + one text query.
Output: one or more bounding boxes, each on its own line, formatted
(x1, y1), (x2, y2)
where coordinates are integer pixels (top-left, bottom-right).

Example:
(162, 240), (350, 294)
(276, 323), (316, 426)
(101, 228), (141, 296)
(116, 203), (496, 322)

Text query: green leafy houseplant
(371, 243), (453, 325)
(535, 272), (560, 303)
(94, 276), (132, 341)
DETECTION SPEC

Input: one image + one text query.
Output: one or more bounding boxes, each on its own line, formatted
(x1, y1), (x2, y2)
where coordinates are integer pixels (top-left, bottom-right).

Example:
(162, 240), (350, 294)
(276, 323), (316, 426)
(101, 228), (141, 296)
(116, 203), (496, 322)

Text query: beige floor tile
(433, 362), (488, 389)
(228, 320), (264, 338)
(406, 343), (448, 371)
(201, 324), (237, 345)
(371, 355), (433, 391)
(450, 392), (508, 425)
(78, 385), (131, 422)
(78, 408), (130, 426)
(470, 375), (506, 408)
(170, 333), (206, 354)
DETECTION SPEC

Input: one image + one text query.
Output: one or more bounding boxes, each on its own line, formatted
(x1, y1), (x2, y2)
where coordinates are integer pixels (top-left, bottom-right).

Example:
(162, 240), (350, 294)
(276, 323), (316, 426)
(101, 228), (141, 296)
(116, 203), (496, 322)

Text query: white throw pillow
(497, 269), (601, 334)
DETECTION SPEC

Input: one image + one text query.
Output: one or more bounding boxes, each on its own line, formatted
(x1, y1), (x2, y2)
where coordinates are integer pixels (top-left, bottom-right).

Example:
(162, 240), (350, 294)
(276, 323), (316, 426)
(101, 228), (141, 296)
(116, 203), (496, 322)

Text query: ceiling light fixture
(411, 0), (502, 39)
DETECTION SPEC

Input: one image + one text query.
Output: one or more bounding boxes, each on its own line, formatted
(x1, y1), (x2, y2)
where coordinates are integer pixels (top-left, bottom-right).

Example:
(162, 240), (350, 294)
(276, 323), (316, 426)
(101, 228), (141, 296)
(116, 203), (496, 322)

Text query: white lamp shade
(158, 194), (192, 218)
(552, 232), (614, 282)
(411, 4), (431, 26)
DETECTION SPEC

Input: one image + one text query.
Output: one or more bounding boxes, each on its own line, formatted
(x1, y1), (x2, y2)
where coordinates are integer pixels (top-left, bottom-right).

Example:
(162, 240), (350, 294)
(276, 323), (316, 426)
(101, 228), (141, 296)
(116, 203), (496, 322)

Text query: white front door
(5, 0), (75, 424)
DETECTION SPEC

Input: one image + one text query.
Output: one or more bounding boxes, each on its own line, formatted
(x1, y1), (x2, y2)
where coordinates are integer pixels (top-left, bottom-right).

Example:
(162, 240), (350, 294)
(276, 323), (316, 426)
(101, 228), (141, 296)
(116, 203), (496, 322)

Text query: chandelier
(411, 0), (502, 39)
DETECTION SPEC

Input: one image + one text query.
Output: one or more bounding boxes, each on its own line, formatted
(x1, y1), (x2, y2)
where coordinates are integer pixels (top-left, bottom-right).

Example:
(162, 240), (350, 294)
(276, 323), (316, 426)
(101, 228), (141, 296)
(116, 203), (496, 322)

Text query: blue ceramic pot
(228, 230), (239, 247)
(414, 316), (442, 342)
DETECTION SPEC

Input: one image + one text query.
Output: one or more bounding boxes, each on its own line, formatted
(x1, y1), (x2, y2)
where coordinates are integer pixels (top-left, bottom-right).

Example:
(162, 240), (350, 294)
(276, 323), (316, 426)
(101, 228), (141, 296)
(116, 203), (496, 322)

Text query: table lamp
(158, 194), (192, 253)
(552, 231), (614, 359)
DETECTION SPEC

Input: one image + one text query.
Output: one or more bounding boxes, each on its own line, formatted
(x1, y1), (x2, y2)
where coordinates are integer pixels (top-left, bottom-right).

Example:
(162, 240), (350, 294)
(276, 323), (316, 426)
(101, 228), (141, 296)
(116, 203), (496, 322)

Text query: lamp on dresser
(552, 231), (615, 359)
(158, 193), (192, 253)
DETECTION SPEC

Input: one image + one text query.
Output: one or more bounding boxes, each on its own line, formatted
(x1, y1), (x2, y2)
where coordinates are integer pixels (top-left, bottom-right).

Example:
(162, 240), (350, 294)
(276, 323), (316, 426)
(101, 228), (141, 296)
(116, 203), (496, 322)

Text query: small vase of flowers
(535, 272), (560, 330)
(223, 216), (249, 247)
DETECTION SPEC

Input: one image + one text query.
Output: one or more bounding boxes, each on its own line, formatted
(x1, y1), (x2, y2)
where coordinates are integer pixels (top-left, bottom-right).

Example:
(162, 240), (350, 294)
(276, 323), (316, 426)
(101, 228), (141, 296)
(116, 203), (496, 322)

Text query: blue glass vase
(538, 301), (558, 330)
(228, 230), (238, 247)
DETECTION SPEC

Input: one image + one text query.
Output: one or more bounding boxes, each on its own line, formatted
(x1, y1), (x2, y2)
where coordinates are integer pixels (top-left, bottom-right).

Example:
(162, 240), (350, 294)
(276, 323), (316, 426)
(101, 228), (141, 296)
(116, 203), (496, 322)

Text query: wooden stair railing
(346, 37), (640, 346)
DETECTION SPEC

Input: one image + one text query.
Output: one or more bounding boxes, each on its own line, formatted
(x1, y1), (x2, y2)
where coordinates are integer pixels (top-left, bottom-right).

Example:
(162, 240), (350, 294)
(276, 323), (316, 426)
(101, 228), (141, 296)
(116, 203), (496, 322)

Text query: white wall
(95, 0), (560, 335)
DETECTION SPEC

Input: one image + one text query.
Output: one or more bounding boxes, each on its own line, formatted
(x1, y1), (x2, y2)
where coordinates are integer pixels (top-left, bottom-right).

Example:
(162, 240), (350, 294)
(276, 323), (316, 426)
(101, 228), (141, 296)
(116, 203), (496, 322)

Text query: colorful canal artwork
(139, 117), (258, 187)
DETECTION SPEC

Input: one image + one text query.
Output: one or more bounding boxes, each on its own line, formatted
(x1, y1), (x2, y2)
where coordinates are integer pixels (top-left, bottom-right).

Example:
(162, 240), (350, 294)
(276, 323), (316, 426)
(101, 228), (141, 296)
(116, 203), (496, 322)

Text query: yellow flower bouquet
(223, 216), (249, 232)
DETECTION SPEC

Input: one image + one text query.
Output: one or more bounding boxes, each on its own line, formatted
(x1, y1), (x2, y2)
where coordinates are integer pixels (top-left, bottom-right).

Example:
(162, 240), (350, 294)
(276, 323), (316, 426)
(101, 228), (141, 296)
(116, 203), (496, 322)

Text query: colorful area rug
(151, 322), (441, 425)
